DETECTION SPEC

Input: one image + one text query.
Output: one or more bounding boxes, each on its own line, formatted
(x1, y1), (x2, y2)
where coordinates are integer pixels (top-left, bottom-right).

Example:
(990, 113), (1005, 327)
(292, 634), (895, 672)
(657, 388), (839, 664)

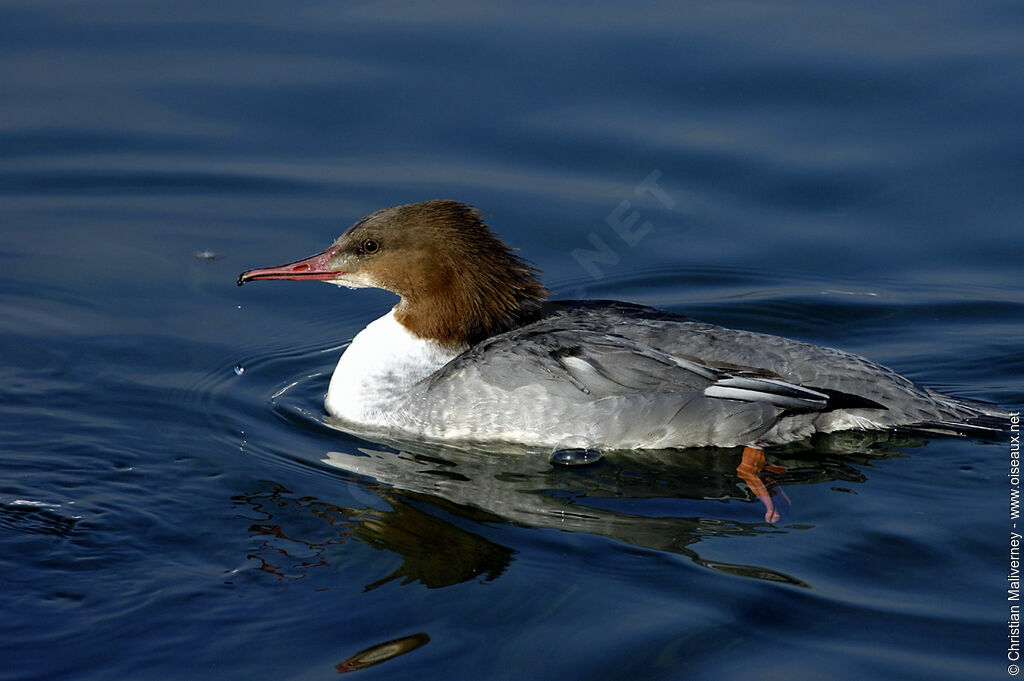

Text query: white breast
(325, 309), (463, 426)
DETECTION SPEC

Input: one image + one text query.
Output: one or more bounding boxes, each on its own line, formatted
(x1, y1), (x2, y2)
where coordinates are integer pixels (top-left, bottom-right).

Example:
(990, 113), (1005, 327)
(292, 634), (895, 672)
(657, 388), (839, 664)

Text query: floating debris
(193, 249), (221, 260)
(335, 633), (430, 673)
(233, 364), (244, 376)
(550, 448), (603, 466)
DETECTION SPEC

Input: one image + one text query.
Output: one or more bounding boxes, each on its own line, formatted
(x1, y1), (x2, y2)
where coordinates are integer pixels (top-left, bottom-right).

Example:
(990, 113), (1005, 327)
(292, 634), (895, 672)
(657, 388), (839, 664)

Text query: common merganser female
(238, 199), (1010, 452)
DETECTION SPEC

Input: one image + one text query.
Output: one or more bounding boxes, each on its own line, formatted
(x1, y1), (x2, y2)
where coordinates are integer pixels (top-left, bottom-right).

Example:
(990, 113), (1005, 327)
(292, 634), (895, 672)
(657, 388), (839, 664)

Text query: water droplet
(234, 364), (244, 376)
(550, 448), (602, 466)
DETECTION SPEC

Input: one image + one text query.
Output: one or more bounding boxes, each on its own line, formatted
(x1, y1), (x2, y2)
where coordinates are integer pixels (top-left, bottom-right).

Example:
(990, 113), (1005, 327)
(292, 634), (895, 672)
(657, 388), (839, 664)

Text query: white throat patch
(325, 309), (463, 424)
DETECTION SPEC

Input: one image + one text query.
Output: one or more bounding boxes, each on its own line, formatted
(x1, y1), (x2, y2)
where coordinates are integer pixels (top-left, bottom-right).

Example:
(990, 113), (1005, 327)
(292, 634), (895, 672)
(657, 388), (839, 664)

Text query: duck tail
(902, 394), (1013, 438)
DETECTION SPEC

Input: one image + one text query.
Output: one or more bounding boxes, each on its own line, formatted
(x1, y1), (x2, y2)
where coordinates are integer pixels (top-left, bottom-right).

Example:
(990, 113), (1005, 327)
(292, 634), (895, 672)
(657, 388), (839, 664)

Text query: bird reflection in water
(232, 429), (923, 590)
(232, 484), (511, 588)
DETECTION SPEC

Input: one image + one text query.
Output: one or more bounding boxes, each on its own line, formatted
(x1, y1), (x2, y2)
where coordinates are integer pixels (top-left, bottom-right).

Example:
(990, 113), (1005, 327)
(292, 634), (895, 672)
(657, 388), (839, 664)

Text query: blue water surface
(2, 2), (1023, 680)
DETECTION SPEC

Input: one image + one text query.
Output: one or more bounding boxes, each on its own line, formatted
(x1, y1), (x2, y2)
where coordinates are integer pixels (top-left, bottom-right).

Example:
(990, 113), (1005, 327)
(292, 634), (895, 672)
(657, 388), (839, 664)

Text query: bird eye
(361, 239), (379, 254)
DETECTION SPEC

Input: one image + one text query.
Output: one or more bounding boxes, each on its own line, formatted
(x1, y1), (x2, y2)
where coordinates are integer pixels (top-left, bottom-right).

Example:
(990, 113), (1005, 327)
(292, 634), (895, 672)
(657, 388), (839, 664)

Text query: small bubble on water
(234, 364), (245, 376)
(550, 448), (603, 466)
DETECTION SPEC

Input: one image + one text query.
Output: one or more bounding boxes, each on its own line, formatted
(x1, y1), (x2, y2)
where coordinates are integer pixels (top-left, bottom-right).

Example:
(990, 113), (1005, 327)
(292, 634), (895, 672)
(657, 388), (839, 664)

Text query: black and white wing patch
(703, 376), (830, 411)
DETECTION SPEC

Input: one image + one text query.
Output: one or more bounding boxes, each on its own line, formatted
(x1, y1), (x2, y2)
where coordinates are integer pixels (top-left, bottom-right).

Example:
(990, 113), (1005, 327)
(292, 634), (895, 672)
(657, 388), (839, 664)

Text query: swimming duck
(238, 199), (1009, 454)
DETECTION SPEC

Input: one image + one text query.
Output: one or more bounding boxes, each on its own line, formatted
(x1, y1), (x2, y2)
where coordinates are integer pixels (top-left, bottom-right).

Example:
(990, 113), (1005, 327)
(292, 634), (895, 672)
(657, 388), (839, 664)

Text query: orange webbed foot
(736, 446), (790, 523)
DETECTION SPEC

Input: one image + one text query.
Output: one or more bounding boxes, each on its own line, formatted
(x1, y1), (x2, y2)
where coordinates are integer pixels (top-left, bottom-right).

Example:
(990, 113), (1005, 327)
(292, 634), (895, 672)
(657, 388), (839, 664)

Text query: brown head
(238, 200), (549, 348)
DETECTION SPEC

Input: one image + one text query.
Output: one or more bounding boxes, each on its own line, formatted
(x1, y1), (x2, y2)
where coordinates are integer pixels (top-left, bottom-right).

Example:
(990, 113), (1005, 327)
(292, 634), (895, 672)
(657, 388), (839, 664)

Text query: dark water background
(2, 2), (1023, 679)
